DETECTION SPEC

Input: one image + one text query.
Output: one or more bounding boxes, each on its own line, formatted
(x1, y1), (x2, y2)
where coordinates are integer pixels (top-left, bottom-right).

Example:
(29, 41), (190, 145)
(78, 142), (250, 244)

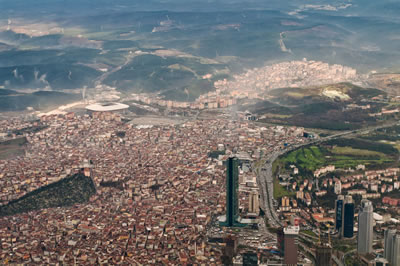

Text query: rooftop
(85, 102), (129, 112)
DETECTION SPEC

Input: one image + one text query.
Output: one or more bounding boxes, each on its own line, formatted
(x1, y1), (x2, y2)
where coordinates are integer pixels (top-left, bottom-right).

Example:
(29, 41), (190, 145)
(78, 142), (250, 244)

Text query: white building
(334, 181), (342, 194)
(357, 200), (374, 254)
(385, 229), (397, 264)
(248, 190), (259, 216)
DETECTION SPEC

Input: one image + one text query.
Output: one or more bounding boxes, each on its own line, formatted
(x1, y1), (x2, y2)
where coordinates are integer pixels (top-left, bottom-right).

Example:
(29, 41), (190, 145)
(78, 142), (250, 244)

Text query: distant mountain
(0, 89), (80, 112)
(0, 0), (399, 111)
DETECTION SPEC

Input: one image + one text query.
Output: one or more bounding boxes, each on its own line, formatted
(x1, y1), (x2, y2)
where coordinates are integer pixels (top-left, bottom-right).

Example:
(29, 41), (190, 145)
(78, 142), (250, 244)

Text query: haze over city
(1, 0), (400, 265)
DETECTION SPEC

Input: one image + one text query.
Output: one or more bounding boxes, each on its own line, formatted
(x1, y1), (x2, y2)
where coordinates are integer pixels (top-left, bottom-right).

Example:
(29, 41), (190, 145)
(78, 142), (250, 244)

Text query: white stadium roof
(85, 102), (129, 112)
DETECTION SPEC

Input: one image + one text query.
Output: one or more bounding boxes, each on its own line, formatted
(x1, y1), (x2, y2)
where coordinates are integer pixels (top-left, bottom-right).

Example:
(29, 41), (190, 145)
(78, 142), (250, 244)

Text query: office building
(334, 181), (342, 194)
(342, 195), (354, 238)
(248, 190), (259, 215)
(335, 195), (344, 232)
(277, 227), (285, 254)
(384, 229), (397, 263)
(220, 157), (243, 227)
(221, 235), (238, 265)
(284, 226), (299, 266)
(316, 244), (332, 266)
(242, 252), (258, 266)
(357, 200), (374, 254)
(393, 235), (400, 266)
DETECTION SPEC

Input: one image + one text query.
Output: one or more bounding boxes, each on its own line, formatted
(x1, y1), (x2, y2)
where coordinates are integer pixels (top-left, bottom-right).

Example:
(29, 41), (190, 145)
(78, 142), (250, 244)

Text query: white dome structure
(86, 102), (129, 112)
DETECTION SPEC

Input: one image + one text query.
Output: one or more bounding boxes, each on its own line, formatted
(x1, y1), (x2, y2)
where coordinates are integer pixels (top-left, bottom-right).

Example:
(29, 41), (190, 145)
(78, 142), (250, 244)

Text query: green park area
(273, 177), (295, 199)
(280, 138), (398, 176)
(271, 137), (400, 200)
(283, 145), (325, 171)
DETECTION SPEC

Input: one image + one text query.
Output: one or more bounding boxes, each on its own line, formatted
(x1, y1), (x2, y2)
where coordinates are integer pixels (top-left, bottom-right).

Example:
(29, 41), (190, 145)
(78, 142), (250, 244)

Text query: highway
(256, 121), (400, 228)
(255, 121), (400, 264)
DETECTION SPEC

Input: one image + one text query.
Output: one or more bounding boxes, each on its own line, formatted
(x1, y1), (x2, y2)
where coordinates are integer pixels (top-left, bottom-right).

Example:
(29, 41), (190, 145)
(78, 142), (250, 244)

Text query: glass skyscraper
(342, 195), (354, 238)
(220, 157), (244, 227)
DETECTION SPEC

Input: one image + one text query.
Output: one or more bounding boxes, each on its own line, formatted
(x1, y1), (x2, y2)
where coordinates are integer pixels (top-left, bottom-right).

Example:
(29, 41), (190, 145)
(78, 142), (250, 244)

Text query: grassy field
(281, 139), (397, 176)
(331, 146), (384, 157)
(273, 177), (295, 199)
(283, 145), (326, 171)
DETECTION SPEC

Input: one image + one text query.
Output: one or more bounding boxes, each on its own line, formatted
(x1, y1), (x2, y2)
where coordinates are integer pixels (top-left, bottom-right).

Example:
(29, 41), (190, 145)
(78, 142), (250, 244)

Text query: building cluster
(214, 59), (358, 100)
(271, 162), (400, 240)
(320, 168), (400, 198)
(129, 60), (358, 111)
(131, 93), (237, 110)
(0, 118), (42, 140)
(0, 113), (308, 264)
(313, 165), (335, 178)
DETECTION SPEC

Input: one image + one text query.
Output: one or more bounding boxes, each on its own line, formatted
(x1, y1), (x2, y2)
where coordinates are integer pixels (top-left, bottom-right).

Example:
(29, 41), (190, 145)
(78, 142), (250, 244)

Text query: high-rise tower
(284, 226), (299, 266)
(341, 195), (354, 238)
(384, 229), (397, 264)
(357, 200), (374, 254)
(316, 244), (332, 266)
(335, 195), (344, 232)
(221, 157), (242, 227)
(316, 226), (332, 266)
(393, 235), (400, 266)
(248, 190), (259, 215)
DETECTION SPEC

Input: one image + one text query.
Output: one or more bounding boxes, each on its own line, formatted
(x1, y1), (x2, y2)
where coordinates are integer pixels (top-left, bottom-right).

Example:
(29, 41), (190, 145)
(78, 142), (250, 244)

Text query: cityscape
(0, 98), (400, 265)
(1, 0), (400, 265)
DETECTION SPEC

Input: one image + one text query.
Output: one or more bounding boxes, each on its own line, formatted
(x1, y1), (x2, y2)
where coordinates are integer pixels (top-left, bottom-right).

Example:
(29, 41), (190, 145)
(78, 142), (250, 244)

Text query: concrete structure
(374, 257), (389, 266)
(222, 235), (238, 264)
(384, 229), (397, 263)
(248, 190), (259, 216)
(85, 102), (129, 112)
(86, 102), (128, 122)
(342, 195), (354, 238)
(393, 235), (400, 266)
(277, 227), (284, 254)
(357, 200), (374, 254)
(334, 181), (342, 194)
(283, 226), (299, 266)
(316, 244), (332, 266)
(242, 252), (258, 266)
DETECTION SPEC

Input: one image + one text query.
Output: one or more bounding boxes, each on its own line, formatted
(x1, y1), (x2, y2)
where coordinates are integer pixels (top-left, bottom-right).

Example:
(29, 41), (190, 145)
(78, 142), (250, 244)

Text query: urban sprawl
(1, 60), (400, 266)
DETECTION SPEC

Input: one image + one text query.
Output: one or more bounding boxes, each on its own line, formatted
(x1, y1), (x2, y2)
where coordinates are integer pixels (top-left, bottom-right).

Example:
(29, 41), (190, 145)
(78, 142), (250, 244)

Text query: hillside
(0, 89), (80, 112)
(103, 53), (229, 101)
(0, 173), (96, 217)
(248, 83), (389, 130)
(1, 1), (400, 111)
